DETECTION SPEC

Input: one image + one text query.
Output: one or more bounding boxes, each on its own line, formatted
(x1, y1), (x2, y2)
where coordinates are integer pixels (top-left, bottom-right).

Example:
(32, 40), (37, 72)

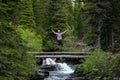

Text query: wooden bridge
(28, 52), (91, 58)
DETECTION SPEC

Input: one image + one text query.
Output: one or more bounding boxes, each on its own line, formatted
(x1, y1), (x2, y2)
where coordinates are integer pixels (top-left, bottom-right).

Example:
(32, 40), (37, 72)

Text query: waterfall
(55, 63), (74, 74)
(42, 58), (74, 80)
(43, 58), (56, 65)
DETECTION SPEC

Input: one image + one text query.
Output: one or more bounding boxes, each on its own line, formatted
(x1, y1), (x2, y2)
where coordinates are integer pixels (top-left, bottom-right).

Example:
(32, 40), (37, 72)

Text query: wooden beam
(35, 55), (88, 58)
(28, 52), (90, 55)
(28, 52), (91, 58)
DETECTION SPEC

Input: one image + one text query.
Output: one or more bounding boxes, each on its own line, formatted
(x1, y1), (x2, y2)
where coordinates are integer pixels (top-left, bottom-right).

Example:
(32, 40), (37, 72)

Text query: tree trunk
(111, 28), (114, 48)
(96, 24), (101, 48)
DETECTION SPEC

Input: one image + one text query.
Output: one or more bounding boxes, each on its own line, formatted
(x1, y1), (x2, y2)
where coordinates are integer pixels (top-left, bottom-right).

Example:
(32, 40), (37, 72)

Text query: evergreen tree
(36, 0), (71, 51)
(101, 0), (120, 50)
(73, 1), (87, 40)
(18, 0), (36, 29)
(33, 0), (49, 34)
(0, 1), (39, 80)
(74, 0), (120, 50)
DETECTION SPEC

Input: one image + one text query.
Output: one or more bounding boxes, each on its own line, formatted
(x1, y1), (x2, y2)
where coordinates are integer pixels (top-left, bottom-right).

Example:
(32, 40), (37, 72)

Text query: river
(38, 58), (75, 80)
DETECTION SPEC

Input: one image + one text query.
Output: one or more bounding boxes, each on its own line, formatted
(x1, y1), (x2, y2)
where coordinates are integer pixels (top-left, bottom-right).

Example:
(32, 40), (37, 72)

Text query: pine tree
(33, 0), (49, 34)
(18, 0), (36, 29)
(73, 1), (86, 40)
(38, 0), (70, 51)
(0, 1), (38, 80)
(101, 0), (120, 50)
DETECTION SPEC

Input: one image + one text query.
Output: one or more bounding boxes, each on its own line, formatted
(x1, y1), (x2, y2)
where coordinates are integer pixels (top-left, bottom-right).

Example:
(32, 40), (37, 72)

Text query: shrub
(17, 26), (42, 51)
(77, 49), (119, 80)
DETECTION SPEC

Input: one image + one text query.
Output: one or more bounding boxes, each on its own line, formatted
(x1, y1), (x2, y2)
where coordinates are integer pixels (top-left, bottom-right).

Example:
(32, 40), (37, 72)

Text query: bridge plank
(28, 52), (91, 58)
(29, 52), (90, 55)
(35, 55), (88, 58)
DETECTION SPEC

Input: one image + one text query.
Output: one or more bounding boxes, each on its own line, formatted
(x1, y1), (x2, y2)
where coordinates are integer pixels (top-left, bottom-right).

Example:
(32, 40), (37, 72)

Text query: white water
(43, 58), (56, 65)
(43, 58), (74, 80)
(55, 63), (74, 74)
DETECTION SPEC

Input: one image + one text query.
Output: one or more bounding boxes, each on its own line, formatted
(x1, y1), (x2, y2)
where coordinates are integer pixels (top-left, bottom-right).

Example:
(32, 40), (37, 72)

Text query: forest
(0, 0), (120, 80)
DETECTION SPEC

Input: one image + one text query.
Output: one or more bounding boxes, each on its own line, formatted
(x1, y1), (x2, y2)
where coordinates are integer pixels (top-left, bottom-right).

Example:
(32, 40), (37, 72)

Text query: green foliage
(34, 0), (120, 51)
(36, 0), (72, 51)
(0, 49), (37, 80)
(101, 0), (120, 50)
(33, 0), (49, 34)
(0, 1), (38, 80)
(0, 3), (9, 19)
(17, 26), (42, 51)
(42, 40), (63, 51)
(73, 1), (86, 39)
(77, 49), (119, 80)
(63, 24), (78, 51)
(18, 0), (36, 29)
(0, 23), (38, 80)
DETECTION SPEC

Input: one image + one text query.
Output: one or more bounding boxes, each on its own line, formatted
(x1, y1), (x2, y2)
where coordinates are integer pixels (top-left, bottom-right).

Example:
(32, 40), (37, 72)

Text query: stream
(37, 58), (75, 80)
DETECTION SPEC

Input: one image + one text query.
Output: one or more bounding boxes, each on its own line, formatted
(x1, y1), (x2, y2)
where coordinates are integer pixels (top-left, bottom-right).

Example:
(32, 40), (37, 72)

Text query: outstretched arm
(52, 30), (57, 34)
(61, 29), (68, 34)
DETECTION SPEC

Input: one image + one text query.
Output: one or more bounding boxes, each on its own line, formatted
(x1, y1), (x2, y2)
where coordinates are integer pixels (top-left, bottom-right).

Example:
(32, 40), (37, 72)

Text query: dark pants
(57, 40), (62, 45)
